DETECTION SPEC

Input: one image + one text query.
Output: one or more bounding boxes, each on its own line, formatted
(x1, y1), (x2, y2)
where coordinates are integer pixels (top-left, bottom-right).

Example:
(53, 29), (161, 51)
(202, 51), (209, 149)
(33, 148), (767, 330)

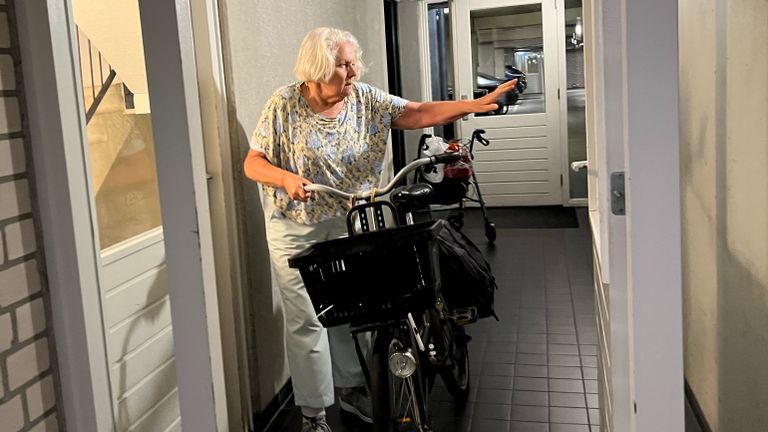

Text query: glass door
(71, 2), (181, 430)
(453, 0), (563, 206)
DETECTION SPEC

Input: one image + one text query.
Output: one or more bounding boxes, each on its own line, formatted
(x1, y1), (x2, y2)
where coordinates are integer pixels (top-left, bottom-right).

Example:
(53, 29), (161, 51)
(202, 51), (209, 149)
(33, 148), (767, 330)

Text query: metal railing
(77, 26), (120, 124)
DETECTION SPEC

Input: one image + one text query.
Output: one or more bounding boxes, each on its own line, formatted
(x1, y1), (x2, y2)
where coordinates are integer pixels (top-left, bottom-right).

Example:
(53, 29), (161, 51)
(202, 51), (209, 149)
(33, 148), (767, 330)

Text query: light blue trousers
(264, 200), (370, 409)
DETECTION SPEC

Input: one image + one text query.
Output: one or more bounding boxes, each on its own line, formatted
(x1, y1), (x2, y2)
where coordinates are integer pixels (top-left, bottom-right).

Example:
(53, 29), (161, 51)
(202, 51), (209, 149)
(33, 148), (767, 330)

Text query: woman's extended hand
(473, 78), (517, 113)
(281, 171), (313, 202)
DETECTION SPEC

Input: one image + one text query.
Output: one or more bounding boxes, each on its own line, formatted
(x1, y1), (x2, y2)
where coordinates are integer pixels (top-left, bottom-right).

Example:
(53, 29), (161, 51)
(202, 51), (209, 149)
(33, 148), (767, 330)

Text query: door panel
(454, 0), (563, 206)
(73, 3), (181, 430)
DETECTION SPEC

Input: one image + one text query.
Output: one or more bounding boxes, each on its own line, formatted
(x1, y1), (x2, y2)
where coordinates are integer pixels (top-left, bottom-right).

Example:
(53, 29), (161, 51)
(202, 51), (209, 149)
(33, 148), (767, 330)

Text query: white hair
(294, 27), (367, 83)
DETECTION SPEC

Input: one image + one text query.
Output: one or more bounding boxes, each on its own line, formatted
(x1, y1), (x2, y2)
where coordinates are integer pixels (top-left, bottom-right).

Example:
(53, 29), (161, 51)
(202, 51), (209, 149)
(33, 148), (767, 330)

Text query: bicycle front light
(389, 350), (417, 378)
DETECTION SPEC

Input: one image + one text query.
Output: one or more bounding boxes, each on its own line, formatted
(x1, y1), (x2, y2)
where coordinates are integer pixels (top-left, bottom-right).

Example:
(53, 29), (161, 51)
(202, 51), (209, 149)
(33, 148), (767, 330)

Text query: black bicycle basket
(288, 220), (443, 327)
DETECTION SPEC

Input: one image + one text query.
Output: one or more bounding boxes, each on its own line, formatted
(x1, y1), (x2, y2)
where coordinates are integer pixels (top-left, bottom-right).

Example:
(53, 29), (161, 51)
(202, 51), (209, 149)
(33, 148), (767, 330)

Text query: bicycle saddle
(391, 183), (434, 211)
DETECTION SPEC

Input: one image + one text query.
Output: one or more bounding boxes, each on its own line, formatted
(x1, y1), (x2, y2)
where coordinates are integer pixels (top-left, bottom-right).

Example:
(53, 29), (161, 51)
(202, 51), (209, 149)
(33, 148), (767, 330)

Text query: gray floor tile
(549, 379), (584, 393)
(478, 375), (515, 390)
(518, 334), (548, 344)
(548, 334), (578, 345)
(512, 390), (549, 407)
(471, 418), (510, 432)
(586, 393), (599, 409)
(475, 388), (514, 405)
(431, 400), (472, 418)
(483, 352), (516, 364)
(548, 366), (582, 379)
(514, 377), (549, 392)
(548, 354), (582, 367)
(549, 344), (580, 355)
(579, 345), (598, 356)
(547, 325), (577, 335)
(549, 392), (587, 408)
(547, 316), (575, 326)
(589, 408), (600, 425)
(584, 380), (598, 394)
(481, 363), (515, 377)
(509, 421), (549, 432)
(518, 343), (548, 354)
(474, 402), (512, 421)
(511, 405), (549, 423)
(485, 342), (517, 354)
(489, 333), (518, 343)
(582, 367), (598, 380)
(515, 364), (548, 378)
(430, 417), (471, 432)
(517, 353), (548, 365)
(550, 424), (590, 432)
(549, 407), (589, 424)
(581, 356), (597, 367)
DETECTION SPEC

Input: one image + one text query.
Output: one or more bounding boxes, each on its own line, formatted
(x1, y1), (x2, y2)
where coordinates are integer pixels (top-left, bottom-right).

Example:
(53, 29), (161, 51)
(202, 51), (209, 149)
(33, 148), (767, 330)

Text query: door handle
(570, 160), (588, 172)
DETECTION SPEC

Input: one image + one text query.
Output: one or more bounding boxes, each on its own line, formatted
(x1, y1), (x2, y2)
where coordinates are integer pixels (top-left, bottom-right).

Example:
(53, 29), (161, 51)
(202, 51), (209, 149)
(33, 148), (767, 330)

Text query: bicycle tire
(428, 309), (470, 400)
(371, 328), (391, 432)
(371, 326), (430, 432)
(439, 322), (470, 400)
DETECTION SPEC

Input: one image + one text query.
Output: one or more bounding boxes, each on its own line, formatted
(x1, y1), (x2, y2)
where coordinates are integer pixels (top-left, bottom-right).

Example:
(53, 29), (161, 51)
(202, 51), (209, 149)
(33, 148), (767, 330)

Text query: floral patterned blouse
(250, 82), (408, 225)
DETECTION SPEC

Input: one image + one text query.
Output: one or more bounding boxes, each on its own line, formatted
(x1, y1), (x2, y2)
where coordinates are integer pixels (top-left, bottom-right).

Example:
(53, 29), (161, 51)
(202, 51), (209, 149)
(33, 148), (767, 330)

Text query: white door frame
(137, 1), (229, 430)
(585, 0), (684, 430)
(16, 0), (233, 430)
(188, 0), (252, 429)
(15, 1), (116, 430)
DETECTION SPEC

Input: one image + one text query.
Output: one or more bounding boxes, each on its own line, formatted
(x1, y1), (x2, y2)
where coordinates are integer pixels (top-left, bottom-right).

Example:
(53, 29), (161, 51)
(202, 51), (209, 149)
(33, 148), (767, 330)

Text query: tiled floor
(264, 208), (599, 432)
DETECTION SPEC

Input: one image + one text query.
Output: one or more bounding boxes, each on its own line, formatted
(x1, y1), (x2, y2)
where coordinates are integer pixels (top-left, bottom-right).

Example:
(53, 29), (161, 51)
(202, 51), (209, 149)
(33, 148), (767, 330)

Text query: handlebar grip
(431, 152), (462, 164)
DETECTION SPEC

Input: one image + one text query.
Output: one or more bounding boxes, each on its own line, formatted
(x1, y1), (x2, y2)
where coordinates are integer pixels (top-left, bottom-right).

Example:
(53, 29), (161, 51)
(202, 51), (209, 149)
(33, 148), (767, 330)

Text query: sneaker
(301, 415), (332, 432)
(339, 387), (373, 424)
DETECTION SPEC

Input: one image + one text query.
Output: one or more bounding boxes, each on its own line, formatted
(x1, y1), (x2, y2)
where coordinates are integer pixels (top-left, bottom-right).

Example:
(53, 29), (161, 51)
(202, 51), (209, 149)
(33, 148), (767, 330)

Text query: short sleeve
(249, 95), (283, 165)
(359, 83), (408, 127)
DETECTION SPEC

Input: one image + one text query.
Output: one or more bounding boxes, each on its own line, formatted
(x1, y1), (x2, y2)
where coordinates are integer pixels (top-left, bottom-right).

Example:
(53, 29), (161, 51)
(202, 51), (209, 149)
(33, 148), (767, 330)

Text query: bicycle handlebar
(304, 152), (461, 200)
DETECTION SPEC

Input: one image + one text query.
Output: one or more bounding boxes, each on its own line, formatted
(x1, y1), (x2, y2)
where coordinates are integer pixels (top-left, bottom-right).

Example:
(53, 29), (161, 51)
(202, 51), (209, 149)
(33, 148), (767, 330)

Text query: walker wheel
(485, 222), (496, 245)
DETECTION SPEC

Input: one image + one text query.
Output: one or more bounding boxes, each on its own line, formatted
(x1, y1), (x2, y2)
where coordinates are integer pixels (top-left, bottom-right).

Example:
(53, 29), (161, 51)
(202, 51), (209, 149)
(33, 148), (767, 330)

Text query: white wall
(396, 1), (428, 164)
(679, 0), (768, 429)
(0, 6), (61, 431)
(217, 0), (388, 412)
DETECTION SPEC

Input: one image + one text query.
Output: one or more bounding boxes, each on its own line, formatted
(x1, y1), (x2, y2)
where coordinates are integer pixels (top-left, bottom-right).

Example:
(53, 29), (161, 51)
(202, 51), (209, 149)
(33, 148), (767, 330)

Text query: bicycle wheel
(371, 327), (430, 432)
(428, 309), (470, 400)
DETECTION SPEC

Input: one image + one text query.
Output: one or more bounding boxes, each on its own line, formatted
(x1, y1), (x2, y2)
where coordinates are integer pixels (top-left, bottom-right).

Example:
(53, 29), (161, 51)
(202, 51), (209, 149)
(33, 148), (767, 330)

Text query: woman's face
(319, 42), (358, 100)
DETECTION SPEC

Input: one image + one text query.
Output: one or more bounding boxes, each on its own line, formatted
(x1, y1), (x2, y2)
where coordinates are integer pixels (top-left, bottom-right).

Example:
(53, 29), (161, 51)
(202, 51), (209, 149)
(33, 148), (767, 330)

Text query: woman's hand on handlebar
(282, 172), (313, 202)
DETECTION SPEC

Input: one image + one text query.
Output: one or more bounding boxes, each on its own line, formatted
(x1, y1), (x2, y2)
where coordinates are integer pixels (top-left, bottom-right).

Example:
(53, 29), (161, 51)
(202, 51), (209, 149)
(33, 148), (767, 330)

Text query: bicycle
(288, 152), (473, 432)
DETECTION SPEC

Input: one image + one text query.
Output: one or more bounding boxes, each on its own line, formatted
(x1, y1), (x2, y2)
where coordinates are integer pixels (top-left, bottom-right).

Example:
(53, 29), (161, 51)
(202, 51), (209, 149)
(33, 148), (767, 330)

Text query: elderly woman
(244, 27), (514, 432)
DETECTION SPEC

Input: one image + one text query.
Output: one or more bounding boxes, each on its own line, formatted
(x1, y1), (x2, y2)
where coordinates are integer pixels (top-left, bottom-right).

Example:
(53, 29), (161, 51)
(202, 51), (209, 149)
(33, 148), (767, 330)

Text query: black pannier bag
(437, 220), (499, 320)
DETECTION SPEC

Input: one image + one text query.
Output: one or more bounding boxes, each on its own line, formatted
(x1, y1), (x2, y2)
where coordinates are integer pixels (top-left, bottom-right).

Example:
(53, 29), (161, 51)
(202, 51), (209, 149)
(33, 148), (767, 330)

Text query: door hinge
(610, 171), (625, 215)
(560, 174), (563, 186)
(557, 88), (561, 100)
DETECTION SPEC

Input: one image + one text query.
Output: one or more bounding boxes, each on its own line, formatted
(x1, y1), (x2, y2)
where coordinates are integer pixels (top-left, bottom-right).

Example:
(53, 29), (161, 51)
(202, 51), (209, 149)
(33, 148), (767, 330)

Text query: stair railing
(77, 26), (119, 124)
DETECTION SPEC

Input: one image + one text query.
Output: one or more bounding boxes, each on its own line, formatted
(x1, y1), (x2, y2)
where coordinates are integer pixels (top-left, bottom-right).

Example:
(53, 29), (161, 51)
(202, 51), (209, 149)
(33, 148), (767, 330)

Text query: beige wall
(0, 4), (61, 432)
(679, 0), (768, 429)
(217, 0), (389, 412)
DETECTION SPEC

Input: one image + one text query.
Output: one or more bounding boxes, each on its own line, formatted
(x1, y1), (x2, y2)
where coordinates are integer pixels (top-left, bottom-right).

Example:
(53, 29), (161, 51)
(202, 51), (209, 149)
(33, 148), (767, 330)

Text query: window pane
(565, 2), (587, 199)
(78, 28), (163, 250)
(428, 2), (456, 141)
(471, 4), (545, 116)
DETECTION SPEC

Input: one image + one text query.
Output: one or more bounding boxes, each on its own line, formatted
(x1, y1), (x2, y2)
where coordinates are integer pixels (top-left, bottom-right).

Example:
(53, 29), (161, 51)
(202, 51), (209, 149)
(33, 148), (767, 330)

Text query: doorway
(426, 0), (587, 206)
(71, 1), (181, 430)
